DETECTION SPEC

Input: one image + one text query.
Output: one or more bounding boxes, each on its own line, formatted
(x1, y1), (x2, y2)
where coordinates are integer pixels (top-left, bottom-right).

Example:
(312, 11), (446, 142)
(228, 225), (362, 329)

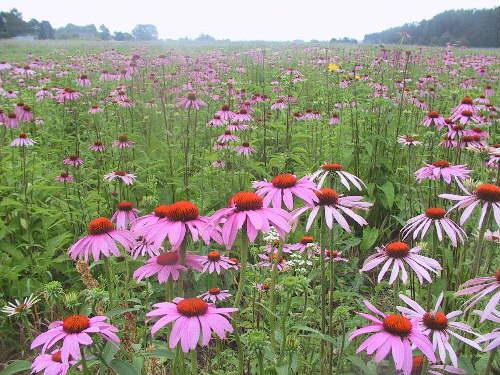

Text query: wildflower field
(0, 40), (499, 375)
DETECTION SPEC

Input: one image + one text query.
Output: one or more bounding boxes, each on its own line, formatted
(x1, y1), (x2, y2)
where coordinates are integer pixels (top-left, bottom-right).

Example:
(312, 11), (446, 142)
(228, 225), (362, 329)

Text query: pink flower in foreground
(361, 242), (441, 284)
(147, 297), (237, 352)
(198, 288), (232, 303)
(208, 192), (292, 249)
(439, 183), (500, 227)
(133, 201), (221, 251)
(253, 174), (318, 210)
(293, 188), (371, 232)
(311, 163), (366, 190)
(398, 293), (482, 367)
(10, 132), (36, 147)
(111, 201), (139, 230)
(68, 217), (133, 262)
(31, 314), (119, 363)
(455, 271), (500, 321)
(475, 309), (500, 351)
(31, 351), (72, 375)
(133, 251), (201, 283)
(400, 207), (466, 247)
(349, 300), (435, 375)
(414, 160), (470, 185)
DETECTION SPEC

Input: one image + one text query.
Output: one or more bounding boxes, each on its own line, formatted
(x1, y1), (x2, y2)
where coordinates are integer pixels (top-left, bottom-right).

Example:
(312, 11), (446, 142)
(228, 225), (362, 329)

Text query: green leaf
(109, 359), (139, 375)
(0, 360), (31, 375)
(360, 227), (379, 251)
(102, 342), (119, 364)
(106, 306), (141, 318)
(378, 181), (395, 209)
(291, 325), (338, 346)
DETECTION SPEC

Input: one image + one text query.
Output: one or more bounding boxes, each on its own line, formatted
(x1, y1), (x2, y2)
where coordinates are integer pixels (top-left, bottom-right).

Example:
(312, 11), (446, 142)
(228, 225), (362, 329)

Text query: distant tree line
(0, 8), (159, 41)
(364, 7), (500, 47)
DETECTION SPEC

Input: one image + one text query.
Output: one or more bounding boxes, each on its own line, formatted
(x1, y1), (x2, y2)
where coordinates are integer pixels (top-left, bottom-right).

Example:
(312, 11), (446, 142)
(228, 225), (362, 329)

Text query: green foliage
(364, 7), (500, 47)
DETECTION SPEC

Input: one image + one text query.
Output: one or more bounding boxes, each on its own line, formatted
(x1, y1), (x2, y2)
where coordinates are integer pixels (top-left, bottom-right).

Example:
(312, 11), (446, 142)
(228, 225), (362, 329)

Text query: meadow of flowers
(0, 40), (498, 375)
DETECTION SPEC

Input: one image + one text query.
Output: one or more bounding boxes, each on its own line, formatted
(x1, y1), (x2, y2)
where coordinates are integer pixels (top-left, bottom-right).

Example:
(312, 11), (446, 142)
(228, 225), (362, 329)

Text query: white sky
(1, 0), (498, 41)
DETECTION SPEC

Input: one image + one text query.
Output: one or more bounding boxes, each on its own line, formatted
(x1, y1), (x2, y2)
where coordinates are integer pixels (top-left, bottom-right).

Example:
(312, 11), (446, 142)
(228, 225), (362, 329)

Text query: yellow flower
(355, 75), (361, 80)
(328, 63), (340, 72)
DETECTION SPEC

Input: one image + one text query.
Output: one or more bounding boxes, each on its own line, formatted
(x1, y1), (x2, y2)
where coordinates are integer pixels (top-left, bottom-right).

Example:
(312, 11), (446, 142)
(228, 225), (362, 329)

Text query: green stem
(104, 257), (114, 306)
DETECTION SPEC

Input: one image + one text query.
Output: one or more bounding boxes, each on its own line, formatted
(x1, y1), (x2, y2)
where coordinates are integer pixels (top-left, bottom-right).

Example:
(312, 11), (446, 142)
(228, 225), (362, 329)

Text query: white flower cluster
(287, 252), (313, 275)
(263, 227), (280, 244)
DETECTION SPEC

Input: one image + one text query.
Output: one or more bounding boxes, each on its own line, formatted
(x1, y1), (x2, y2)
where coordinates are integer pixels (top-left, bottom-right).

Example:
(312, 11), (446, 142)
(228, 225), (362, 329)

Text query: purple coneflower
(31, 314), (119, 363)
(311, 163), (366, 190)
(129, 235), (160, 259)
(133, 201), (221, 251)
(133, 251), (201, 283)
(199, 288), (232, 303)
(253, 173), (318, 210)
(89, 140), (105, 152)
(293, 188), (372, 232)
(329, 113), (340, 125)
(398, 135), (423, 146)
(422, 111), (447, 130)
(31, 351), (72, 375)
(104, 170), (136, 185)
(207, 192), (292, 249)
(455, 271), (500, 321)
(10, 132), (36, 147)
(76, 74), (91, 87)
(207, 115), (226, 128)
(215, 104), (235, 121)
(414, 160), (470, 185)
(147, 297), (237, 352)
(217, 130), (239, 143)
(349, 300), (435, 375)
(88, 105), (103, 114)
(234, 142), (255, 156)
(111, 201), (139, 230)
(258, 250), (289, 271)
(361, 241), (442, 284)
(198, 250), (238, 274)
(475, 309), (500, 351)
(63, 155), (84, 167)
(177, 92), (206, 110)
(400, 207), (466, 247)
(55, 172), (74, 183)
(439, 183), (500, 227)
(397, 293), (482, 367)
(68, 217), (133, 262)
(112, 134), (135, 148)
